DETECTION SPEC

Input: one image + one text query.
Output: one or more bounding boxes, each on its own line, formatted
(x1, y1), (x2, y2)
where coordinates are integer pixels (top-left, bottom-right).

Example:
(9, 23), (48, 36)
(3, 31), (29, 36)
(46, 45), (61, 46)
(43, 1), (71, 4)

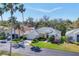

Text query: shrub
(12, 35), (27, 43)
(48, 36), (55, 43)
(37, 37), (46, 41)
(12, 38), (21, 43)
(20, 35), (27, 40)
(32, 39), (39, 43)
(0, 36), (6, 40)
(60, 36), (68, 43)
(0, 32), (5, 36)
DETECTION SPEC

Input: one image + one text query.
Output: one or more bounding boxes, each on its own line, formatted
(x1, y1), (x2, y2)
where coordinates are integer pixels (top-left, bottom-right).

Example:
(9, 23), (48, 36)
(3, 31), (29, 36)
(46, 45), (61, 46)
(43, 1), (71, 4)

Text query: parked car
(0, 40), (7, 43)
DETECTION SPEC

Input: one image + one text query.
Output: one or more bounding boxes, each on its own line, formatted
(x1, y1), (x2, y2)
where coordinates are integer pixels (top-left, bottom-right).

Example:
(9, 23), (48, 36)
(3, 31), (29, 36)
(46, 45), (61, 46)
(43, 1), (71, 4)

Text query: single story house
(26, 27), (61, 40)
(66, 28), (79, 42)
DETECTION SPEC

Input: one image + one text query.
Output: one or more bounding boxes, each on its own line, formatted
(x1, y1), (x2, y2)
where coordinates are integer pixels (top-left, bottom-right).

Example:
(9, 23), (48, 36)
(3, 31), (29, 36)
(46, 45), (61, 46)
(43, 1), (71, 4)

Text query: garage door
(77, 35), (79, 42)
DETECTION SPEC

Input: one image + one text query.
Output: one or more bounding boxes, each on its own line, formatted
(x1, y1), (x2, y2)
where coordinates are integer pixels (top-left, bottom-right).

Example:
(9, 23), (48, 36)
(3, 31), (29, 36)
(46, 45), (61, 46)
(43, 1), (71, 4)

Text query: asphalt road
(0, 42), (79, 56)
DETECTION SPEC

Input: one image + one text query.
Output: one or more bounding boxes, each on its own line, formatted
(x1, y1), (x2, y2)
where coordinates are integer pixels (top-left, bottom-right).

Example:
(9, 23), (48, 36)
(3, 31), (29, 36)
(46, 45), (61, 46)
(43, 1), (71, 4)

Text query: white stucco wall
(66, 33), (77, 42)
(26, 30), (40, 40)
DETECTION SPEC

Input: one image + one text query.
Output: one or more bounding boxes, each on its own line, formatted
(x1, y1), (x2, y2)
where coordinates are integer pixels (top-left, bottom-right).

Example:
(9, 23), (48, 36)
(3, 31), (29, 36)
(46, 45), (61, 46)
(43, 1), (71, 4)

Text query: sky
(2, 3), (79, 21)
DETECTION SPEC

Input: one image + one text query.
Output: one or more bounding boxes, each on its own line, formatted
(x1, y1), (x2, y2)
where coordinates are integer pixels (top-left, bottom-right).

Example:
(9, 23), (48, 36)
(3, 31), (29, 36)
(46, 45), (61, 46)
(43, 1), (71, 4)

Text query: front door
(77, 35), (79, 42)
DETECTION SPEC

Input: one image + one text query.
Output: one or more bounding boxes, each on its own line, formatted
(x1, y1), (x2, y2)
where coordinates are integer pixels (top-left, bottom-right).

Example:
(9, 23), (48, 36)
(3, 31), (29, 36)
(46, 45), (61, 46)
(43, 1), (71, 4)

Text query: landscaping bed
(12, 35), (27, 44)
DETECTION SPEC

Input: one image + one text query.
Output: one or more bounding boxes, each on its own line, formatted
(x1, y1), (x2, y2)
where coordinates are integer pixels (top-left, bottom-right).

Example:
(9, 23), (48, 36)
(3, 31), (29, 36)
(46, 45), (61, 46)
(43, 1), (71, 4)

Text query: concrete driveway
(0, 42), (79, 56)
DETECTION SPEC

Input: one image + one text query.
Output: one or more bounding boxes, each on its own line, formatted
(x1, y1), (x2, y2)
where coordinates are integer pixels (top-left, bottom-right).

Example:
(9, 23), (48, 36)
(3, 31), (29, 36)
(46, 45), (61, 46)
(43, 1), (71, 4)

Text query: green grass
(31, 41), (79, 53)
(0, 36), (6, 40)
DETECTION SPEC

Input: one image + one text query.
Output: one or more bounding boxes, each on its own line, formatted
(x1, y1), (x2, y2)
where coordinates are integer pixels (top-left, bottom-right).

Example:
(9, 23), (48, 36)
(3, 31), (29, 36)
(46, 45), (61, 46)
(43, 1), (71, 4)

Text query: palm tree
(8, 16), (17, 33)
(18, 4), (25, 35)
(19, 4), (25, 25)
(7, 3), (19, 56)
(2, 3), (19, 56)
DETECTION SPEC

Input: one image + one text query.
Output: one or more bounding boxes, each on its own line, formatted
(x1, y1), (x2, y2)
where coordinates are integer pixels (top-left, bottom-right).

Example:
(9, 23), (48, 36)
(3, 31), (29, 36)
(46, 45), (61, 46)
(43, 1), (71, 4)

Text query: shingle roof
(36, 27), (61, 34)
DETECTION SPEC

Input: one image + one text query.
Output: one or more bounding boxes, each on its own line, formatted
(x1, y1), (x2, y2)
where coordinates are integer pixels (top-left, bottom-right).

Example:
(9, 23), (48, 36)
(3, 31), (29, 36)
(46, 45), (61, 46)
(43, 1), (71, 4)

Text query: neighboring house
(37, 27), (61, 40)
(5, 29), (19, 40)
(66, 28), (79, 42)
(26, 27), (61, 40)
(1, 25), (35, 40)
(15, 26), (35, 36)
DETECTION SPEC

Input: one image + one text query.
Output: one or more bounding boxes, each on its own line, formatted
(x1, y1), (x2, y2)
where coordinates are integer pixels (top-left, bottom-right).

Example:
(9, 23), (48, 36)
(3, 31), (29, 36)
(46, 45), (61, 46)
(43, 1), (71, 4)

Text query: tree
(35, 16), (50, 28)
(74, 18), (79, 28)
(8, 16), (18, 29)
(43, 15), (49, 21)
(70, 18), (79, 29)
(26, 17), (34, 27)
(64, 19), (72, 30)
(19, 4), (25, 24)
(43, 15), (49, 27)
(37, 18), (45, 27)
(3, 3), (19, 56)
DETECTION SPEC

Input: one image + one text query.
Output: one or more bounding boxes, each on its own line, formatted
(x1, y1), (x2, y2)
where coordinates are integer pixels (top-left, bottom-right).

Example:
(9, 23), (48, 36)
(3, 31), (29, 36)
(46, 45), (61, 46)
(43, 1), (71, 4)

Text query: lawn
(31, 41), (79, 53)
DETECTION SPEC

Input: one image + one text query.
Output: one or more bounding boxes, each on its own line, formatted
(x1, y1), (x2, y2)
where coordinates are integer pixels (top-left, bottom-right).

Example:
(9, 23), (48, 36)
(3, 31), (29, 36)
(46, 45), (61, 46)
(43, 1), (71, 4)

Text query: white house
(26, 27), (61, 40)
(66, 28), (79, 42)
(26, 30), (40, 40)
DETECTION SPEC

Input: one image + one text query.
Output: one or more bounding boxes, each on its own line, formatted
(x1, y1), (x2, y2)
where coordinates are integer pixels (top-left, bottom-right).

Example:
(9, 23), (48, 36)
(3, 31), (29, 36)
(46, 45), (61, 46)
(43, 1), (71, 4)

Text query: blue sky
(2, 3), (79, 21)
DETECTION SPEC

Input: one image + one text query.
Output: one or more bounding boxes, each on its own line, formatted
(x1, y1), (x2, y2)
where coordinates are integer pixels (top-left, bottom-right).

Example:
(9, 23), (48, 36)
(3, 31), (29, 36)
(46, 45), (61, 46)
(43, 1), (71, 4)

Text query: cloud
(28, 7), (62, 13)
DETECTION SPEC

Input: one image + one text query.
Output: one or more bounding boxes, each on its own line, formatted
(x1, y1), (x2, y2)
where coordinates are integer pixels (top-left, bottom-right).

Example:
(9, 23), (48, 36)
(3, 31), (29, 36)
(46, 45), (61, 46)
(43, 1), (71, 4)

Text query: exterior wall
(26, 34), (39, 40)
(72, 34), (77, 42)
(75, 34), (79, 42)
(48, 32), (61, 40)
(66, 34), (77, 42)
(66, 29), (79, 42)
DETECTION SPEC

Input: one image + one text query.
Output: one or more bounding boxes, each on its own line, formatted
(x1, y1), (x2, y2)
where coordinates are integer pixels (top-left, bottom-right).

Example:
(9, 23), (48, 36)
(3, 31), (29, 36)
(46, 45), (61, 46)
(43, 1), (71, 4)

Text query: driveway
(0, 42), (79, 56)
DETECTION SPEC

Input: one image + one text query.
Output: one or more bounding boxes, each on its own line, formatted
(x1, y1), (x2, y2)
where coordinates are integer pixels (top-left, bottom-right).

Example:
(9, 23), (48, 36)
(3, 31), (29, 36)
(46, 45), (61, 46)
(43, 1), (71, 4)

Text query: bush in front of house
(37, 37), (46, 41)
(12, 35), (27, 44)
(32, 39), (39, 43)
(60, 36), (68, 43)
(48, 36), (55, 43)
(12, 38), (21, 43)
(20, 35), (27, 40)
